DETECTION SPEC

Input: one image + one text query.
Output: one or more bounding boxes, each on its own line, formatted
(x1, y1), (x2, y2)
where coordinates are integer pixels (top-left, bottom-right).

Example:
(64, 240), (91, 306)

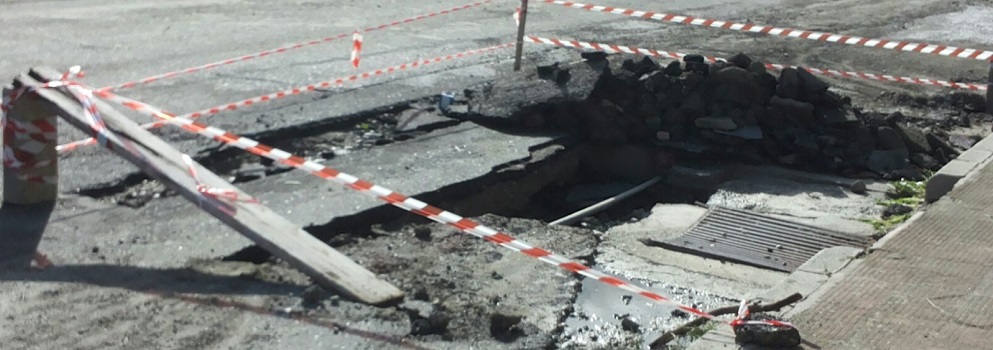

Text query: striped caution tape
(56, 43), (515, 153)
(79, 83), (794, 330)
(1, 67), (86, 184)
(525, 36), (987, 90)
(541, 0), (993, 62)
(351, 32), (364, 69)
(96, 0), (495, 93)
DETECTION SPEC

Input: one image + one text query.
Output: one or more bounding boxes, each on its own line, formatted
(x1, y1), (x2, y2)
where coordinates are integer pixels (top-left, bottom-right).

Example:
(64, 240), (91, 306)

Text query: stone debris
(521, 53), (976, 180)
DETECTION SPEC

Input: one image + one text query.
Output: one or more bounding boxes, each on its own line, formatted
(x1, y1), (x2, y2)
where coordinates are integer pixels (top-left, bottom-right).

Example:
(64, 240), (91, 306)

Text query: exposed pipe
(549, 176), (662, 226)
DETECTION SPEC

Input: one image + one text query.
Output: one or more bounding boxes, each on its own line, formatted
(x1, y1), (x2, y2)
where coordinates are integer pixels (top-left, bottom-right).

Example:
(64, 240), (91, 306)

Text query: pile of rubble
(525, 54), (971, 180)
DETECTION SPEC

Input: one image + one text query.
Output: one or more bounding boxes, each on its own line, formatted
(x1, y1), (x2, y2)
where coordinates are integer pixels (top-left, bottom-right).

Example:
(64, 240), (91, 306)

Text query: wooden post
(513, 0), (530, 71)
(20, 68), (404, 305)
(2, 85), (58, 204)
(987, 61), (993, 113)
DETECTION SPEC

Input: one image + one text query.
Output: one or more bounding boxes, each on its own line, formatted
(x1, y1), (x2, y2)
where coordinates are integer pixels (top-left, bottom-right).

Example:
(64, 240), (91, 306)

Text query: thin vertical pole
(513, 0), (529, 72)
(986, 61), (993, 113)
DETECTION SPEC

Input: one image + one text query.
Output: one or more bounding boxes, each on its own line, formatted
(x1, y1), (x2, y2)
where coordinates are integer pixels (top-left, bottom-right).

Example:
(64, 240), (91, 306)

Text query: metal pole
(986, 61), (993, 113)
(549, 176), (662, 226)
(513, 0), (529, 71)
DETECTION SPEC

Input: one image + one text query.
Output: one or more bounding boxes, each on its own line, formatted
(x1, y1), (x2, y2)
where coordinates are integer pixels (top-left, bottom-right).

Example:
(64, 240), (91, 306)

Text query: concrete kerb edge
(870, 210), (926, 251)
(925, 133), (993, 202)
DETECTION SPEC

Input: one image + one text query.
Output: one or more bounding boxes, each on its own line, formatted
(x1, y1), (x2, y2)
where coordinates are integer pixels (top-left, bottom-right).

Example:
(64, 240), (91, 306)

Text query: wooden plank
(18, 68), (403, 305)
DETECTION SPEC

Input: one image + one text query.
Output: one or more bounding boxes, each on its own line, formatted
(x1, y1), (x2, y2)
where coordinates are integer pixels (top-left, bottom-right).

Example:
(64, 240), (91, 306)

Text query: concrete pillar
(2, 84), (58, 266)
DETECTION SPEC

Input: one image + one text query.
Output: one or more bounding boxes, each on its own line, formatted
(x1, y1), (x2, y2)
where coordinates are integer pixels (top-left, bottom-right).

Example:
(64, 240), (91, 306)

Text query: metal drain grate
(657, 206), (872, 272)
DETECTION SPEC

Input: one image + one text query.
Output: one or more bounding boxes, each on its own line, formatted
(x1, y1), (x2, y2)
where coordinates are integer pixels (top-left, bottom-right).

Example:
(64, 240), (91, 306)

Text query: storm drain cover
(654, 206), (872, 272)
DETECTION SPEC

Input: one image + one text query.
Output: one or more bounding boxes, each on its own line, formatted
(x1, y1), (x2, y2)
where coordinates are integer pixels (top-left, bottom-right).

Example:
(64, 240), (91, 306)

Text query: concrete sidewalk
(789, 160), (993, 349)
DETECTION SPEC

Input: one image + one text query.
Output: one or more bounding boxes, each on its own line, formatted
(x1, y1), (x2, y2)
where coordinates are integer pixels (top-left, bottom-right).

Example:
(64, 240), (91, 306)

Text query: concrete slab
(796, 247), (864, 276)
(707, 175), (881, 238)
(600, 204), (787, 300)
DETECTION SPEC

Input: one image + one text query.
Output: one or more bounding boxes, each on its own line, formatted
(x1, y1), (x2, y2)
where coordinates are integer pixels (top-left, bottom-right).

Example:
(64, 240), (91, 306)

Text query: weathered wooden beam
(19, 67), (403, 306)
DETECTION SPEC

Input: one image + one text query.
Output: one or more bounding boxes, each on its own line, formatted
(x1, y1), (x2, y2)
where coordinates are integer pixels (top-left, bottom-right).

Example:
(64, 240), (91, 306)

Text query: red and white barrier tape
(182, 154), (259, 205)
(96, 0), (494, 93)
(541, 0), (993, 62)
(57, 43), (515, 153)
(1, 67), (86, 183)
(351, 32), (364, 69)
(525, 36), (988, 91)
(79, 82), (793, 330)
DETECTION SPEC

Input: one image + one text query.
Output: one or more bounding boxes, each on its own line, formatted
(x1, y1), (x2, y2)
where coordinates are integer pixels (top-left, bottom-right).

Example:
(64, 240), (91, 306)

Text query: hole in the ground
(76, 96), (464, 208)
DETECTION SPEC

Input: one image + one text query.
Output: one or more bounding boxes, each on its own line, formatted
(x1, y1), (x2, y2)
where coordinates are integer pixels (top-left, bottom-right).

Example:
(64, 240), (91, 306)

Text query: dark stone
(664, 61), (683, 77)
(553, 68), (572, 85)
(683, 54), (705, 63)
(894, 124), (930, 153)
(777, 68), (801, 100)
(728, 53), (753, 69)
(713, 66), (762, 106)
(883, 204), (914, 218)
(679, 93), (707, 118)
(409, 308), (450, 336)
(536, 62), (559, 78)
(767, 96), (815, 126)
(682, 71), (707, 91)
(694, 117), (738, 131)
(926, 132), (960, 158)
(622, 57), (658, 76)
(866, 149), (909, 175)
(957, 92), (986, 112)
(686, 61), (710, 75)
(414, 226), (432, 241)
(413, 288), (430, 301)
(885, 111), (906, 126)
(622, 58), (637, 72)
(716, 126), (763, 140)
(796, 67), (830, 99)
(301, 284), (332, 305)
(816, 106), (858, 124)
(489, 313), (525, 341)
(639, 56), (659, 72)
(876, 127), (907, 150)
(581, 51), (609, 61)
(748, 61), (768, 74)
(620, 316), (641, 333)
(733, 314), (801, 347)
(793, 133), (821, 157)
(850, 181), (868, 194)
(886, 167), (925, 181)
(910, 152), (940, 170)
(646, 117), (662, 131)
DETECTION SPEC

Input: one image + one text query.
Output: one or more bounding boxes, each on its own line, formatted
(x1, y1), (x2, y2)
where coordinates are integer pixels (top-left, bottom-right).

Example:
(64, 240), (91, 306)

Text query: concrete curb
(925, 134), (993, 202)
